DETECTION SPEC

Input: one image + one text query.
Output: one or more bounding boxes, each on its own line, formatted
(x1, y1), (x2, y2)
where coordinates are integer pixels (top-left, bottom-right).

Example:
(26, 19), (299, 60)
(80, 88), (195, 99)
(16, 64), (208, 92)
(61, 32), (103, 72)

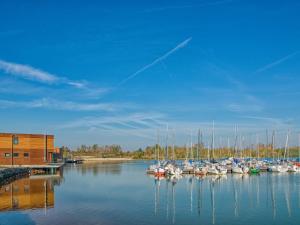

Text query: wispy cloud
(255, 51), (299, 73)
(0, 59), (58, 83)
(0, 78), (43, 95)
(226, 103), (264, 113)
(118, 37), (192, 86)
(0, 59), (110, 98)
(58, 112), (166, 140)
(60, 112), (165, 129)
(0, 59), (87, 89)
(0, 98), (128, 112)
(241, 115), (284, 125)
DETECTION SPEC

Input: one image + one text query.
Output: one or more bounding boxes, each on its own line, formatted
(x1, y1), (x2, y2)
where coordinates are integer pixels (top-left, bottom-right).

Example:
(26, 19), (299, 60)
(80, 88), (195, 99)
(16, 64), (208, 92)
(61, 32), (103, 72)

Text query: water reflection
(148, 173), (300, 225)
(0, 163), (300, 225)
(64, 162), (122, 175)
(0, 175), (62, 212)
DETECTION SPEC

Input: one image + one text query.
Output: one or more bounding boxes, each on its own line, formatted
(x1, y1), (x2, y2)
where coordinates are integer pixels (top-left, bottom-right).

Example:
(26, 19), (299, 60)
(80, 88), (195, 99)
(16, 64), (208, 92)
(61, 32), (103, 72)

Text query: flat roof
(0, 133), (54, 138)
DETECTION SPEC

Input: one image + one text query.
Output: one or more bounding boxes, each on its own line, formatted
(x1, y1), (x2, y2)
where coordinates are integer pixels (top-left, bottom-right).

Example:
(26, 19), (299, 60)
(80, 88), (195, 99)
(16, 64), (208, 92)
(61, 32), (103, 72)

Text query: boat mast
(157, 130), (160, 164)
(207, 143), (210, 161)
(165, 124), (169, 161)
(212, 121), (215, 160)
(155, 130), (157, 162)
(272, 130), (275, 162)
(256, 133), (259, 159)
(298, 133), (300, 163)
(283, 130), (289, 160)
(234, 125), (238, 158)
(200, 131), (203, 161)
(241, 136), (245, 159)
(227, 136), (230, 157)
(197, 129), (200, 161)
(172, 130), (175, 161)
(219, 137), (222, 159)
(266, 129), (269, 159)
(185, 143), (188, 161)
(190, 131), (193, 160)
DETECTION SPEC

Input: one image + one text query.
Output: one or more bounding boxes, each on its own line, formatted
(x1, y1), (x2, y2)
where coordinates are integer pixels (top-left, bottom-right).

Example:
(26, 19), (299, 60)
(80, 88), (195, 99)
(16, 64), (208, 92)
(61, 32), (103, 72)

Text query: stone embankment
(0, 168), (30, 185)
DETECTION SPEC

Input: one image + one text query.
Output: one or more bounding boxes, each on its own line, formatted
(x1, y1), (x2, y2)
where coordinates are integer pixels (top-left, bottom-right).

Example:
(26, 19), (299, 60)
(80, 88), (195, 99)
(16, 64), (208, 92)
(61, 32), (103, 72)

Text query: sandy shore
(78, 156), (133, 163)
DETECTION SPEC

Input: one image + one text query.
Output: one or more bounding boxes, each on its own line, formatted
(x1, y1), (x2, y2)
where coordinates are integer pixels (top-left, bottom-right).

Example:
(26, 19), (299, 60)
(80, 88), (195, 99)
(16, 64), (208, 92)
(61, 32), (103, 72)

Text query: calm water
(1, 161), (300, 225)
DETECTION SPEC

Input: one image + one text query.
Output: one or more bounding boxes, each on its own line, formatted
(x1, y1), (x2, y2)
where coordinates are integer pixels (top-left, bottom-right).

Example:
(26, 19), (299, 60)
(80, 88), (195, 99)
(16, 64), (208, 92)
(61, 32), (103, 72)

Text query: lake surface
(1, 161), (300, 225)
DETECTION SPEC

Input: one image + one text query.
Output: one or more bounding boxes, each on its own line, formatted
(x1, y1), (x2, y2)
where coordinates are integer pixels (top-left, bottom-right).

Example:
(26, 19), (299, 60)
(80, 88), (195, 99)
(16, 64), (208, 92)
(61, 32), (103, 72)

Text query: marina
(1, 161), (300, 225)
(146, 125), (300, 177)
(1, 0), (300, 224)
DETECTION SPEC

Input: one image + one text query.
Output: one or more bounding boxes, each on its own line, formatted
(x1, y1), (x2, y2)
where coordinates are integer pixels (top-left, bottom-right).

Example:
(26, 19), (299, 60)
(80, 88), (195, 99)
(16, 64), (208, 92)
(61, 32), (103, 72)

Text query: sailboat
(232, 163), (249, 174)
(207, 121), (227, 175)
(164, 129), (183, 176)
(232, 136), (249, 174)
(147, 130), (166, 176)
(289, 133), (300, 172)
(195, 129), (208, 176)
(182, 136), (195, 174)
(269, 131), (289, 173)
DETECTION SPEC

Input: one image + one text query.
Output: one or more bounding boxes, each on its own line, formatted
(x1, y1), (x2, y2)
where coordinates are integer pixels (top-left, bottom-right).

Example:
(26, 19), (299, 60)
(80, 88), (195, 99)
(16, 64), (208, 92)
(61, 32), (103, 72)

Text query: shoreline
(77, 157), (134, 163)
(0, 168), (30, 186)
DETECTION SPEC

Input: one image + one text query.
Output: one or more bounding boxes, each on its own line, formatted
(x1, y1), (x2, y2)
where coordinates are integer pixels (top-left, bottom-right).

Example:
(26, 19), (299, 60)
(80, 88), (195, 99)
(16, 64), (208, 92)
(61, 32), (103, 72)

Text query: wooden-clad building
(0, 133), (59, 166)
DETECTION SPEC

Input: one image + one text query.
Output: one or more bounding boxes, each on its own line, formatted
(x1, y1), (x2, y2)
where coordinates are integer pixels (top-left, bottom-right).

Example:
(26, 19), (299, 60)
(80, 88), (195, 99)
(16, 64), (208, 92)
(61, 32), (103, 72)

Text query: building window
(13, 153), (19, 157)
(13, 136), (19, 145)
(4, 153), (11, 157)
(24, 153), (29, 158)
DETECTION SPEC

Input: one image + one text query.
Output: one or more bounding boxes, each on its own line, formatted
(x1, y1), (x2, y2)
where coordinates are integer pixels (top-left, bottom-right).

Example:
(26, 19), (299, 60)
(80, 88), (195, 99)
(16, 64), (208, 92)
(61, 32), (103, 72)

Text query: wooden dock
(0, 163), (64, 176)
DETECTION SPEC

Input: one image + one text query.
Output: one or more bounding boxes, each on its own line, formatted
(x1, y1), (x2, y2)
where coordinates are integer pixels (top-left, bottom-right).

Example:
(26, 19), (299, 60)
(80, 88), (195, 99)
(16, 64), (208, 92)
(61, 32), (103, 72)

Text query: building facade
(0, 133), (59, 166)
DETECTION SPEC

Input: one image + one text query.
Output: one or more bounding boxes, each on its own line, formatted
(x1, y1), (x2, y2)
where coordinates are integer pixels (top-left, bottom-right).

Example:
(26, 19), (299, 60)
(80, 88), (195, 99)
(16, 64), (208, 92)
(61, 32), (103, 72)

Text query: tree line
(60, 143), (300, 160)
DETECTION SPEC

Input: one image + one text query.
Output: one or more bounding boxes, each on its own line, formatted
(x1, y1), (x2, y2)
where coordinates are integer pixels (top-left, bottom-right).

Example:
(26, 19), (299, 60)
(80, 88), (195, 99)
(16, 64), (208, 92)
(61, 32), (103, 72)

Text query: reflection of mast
(44, 180), (47, 215)
(154, 179), (157, 215)
(166, 180), (169, 219)
(154, 179), (161, 215)
(190, 177), (194, 213)
(172, 179), (176, 224)
(284, 177), (291, 217)
(197, 178), (203, 216)
(210, 180), (216, 225)
(256, 175), (260, 206)
(233, 178), (238, 217)
(270, 175), (276, 219)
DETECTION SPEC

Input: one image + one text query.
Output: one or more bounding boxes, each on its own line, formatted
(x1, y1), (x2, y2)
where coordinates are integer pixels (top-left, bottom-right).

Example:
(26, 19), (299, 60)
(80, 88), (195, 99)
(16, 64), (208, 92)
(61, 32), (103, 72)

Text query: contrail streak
(118, 37), (192, 86)
(255, 51), (299, 73)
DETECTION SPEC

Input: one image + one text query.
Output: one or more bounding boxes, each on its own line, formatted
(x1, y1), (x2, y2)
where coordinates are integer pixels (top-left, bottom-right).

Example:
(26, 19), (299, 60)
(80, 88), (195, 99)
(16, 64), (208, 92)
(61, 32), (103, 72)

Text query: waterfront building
(0, 133), (60, 166)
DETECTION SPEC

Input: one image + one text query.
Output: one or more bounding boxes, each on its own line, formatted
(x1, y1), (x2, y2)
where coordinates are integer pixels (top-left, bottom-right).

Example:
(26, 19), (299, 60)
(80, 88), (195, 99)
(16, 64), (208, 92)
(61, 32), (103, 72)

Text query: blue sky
(0, 0), (300, 149)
